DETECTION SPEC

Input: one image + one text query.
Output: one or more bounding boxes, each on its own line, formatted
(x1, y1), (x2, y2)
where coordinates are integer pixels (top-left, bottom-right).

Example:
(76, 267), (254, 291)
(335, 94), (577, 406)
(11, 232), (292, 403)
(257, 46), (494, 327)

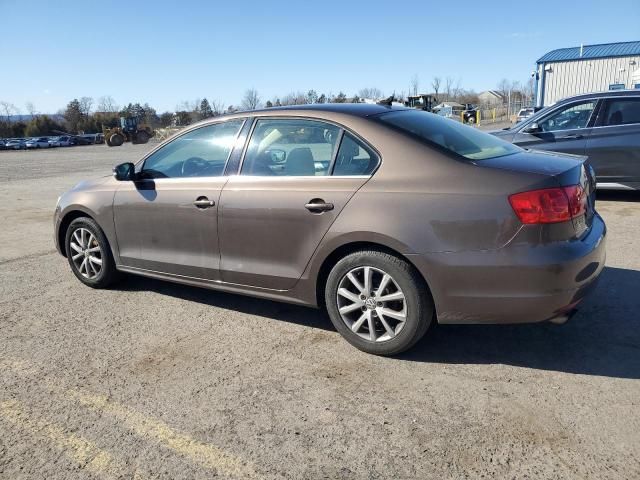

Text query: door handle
(193, 197), (215, 209)
(305, 199), (334, 213)
(559, 134), (584, 139)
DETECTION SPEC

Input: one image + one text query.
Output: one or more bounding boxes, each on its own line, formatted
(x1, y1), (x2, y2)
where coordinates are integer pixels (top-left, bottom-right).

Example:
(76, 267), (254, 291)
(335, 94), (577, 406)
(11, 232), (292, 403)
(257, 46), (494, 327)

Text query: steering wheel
(181, 157), (207, 177)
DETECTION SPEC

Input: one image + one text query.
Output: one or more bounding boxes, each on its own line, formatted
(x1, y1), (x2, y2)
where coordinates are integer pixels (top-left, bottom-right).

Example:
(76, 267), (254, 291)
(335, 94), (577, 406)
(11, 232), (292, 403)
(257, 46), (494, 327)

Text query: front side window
(600, 98), (640, 126)
(378, 110), (521, 161)
(140, 120), (244, 178)
(333, 133), (378, 176)
(240, 119), (340, 176)
(538, 101), (596, 132)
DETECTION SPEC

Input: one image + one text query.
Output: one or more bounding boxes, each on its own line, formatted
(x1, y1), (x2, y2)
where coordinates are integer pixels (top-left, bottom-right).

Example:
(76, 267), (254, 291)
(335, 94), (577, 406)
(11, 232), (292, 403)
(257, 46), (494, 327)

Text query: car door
(511, 99), (599, 156)
(113, 119), (245, 279)
(218, 118), (378, 290)
(585, 96), (640, 185)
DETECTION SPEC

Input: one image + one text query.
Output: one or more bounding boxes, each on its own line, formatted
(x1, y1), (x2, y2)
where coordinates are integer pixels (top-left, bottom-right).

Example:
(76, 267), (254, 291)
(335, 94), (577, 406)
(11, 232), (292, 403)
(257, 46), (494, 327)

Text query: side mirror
(522, 122), (541, 134)
(113, 162), (135, 181)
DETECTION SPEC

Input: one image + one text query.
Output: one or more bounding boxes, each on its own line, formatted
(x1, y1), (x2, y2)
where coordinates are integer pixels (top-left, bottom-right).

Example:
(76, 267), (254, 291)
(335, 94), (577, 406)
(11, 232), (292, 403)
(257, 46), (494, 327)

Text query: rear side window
(378, 110), (521, 161)
(241, 119), (340, 176)
(332, 133), (378, 176)
(600, 98), (640, 126)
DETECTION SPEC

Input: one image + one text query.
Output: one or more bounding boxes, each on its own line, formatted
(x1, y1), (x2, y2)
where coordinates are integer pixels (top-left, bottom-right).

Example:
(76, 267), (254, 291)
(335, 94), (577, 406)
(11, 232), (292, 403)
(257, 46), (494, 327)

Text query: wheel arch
(57, 209), (98, 257)
(314, 240), (434, 310)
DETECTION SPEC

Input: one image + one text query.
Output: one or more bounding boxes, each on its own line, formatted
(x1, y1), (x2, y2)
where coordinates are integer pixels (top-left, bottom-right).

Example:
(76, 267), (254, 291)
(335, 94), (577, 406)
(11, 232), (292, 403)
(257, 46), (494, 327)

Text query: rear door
(585, 96), (640, 185)
(218, 118), (378, 290)
(512, 99), (599, 156)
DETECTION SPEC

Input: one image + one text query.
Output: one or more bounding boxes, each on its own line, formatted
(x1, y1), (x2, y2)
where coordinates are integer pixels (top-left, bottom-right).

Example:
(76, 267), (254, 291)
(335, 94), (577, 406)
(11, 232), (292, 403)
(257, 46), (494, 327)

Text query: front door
(512, 99), (598, 156)
(218, 118), (378, 290)
(113, 119), (245, 279)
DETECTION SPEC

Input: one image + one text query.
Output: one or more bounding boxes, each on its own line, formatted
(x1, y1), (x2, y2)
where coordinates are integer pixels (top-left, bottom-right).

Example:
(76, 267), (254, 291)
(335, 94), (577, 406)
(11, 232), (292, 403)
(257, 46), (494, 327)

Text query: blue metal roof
(537, 41), (640, 63)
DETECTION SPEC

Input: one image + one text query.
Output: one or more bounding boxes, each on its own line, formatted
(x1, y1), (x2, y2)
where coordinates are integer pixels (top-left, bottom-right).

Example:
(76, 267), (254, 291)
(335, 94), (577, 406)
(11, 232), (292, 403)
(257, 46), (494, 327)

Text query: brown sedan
(54, 104), (606, 355)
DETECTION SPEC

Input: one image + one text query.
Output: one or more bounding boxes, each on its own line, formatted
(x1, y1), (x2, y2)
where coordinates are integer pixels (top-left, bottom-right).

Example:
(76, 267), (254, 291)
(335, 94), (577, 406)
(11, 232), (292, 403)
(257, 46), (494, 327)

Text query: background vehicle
(57, 136), (72, 147)
(463, 105), (479, 124)
(48, 137), (61, 147)
(492, 90), (640, 190)
(515, 107), (536, 123)
(5, 139), (26, 150)
(54, 104), (605, 355)
(103, 116), (155, 147)
(25, 137), (51, 148)
(404, 94), (435, 112)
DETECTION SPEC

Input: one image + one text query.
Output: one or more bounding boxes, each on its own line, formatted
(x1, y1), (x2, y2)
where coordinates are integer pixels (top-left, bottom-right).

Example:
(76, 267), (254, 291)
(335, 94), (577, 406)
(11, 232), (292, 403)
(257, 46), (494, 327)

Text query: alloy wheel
(69, 227), (103, 279)
(336, 266), (407, 342)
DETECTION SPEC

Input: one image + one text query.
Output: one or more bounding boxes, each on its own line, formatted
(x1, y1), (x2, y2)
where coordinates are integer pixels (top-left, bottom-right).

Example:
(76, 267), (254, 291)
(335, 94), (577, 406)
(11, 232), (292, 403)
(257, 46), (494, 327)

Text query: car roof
(238, 103), (408, 118)
(556, 89), (640, 105)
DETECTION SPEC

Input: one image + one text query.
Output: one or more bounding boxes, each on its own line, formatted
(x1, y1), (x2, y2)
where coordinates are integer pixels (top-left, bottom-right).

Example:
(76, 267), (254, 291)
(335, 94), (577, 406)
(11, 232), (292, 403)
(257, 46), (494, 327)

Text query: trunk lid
(477, 149), (596, 236)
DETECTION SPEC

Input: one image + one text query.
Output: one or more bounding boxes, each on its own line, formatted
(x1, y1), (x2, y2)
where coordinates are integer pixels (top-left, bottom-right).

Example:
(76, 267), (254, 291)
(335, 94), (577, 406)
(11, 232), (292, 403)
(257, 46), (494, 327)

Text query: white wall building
(535, 41), (640, 107)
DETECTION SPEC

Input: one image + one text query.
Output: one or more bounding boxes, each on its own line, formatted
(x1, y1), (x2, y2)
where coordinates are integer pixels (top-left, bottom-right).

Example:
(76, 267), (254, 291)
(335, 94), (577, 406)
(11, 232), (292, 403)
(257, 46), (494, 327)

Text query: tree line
(0, 75), (535, 137)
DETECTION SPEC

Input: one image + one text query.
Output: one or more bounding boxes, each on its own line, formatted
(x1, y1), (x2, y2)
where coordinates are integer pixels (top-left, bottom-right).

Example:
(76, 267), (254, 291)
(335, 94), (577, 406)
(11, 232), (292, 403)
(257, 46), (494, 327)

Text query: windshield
(378, 110), (522, 160)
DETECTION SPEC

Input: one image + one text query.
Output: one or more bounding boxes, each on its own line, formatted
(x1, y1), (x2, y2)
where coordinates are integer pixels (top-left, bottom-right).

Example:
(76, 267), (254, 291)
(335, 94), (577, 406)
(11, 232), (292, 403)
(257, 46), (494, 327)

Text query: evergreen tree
(199, 98), (214, 119)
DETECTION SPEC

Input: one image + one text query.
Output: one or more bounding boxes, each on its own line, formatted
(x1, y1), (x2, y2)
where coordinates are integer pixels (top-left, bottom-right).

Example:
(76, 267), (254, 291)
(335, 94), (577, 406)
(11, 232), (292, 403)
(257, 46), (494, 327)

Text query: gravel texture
(0, 144), (639, 479)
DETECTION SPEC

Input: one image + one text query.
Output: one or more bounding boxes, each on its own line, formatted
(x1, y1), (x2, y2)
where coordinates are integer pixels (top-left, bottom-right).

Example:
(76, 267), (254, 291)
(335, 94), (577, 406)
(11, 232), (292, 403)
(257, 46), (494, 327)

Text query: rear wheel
(65, 217), (120, 288)
(467, 116), (476, 124)
(325, 250), (433, 355)
(107, 133), (124, 147)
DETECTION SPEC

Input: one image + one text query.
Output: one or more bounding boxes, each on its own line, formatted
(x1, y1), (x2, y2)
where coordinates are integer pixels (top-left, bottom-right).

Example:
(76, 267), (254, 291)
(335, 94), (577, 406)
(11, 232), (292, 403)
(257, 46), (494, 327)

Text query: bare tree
(241, 88), (261, 110)
(210, 99), (226, 116)
(280, 91), (307, 105)
(0, 101), (18, 123)
(358, 87), (383, 100)
(431, 77), (441, 101)
(444, 77), (454, 101)
(410, 74), (419, 96)
(79, 97), (93, 117)
(97, 95), (118, 113)
(25, 101), (37, 118)
(496, 78), (511, 100)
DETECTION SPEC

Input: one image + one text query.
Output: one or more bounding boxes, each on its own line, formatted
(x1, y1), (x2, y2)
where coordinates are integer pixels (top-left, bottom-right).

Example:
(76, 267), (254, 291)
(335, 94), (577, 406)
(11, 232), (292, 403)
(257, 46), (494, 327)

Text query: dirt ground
(1, 143), (639, 479)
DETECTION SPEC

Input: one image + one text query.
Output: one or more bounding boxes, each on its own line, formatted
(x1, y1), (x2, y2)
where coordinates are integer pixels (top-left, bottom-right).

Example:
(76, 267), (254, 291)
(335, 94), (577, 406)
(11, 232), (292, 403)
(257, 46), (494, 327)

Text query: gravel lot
(1, 144), (639, 479)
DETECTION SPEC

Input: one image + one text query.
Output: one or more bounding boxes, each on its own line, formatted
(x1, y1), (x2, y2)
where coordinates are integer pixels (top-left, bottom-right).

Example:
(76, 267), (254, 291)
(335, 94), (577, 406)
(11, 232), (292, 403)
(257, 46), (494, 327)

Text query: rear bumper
(410, 214), (607, 324)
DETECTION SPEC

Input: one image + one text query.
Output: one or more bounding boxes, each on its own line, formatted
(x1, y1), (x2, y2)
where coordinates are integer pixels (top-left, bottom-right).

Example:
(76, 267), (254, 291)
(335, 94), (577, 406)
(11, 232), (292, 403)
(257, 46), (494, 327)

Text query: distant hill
(7, 114), (65, 123)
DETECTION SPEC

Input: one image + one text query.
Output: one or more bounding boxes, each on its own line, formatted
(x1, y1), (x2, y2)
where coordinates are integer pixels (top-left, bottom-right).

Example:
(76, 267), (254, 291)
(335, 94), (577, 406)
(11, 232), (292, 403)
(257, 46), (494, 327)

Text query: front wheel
(65, 217), (120, 288)
(325, 250), (433, 355)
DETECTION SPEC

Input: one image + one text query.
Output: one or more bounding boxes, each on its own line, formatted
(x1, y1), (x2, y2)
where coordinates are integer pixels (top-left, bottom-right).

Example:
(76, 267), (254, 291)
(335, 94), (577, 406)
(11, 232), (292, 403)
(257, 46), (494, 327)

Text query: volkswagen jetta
(54, 104), (606, 355)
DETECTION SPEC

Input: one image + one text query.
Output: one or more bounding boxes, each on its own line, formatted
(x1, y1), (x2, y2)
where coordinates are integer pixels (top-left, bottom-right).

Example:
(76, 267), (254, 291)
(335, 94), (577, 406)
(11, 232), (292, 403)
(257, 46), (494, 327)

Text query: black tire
(65, 217), (121, 289)
(467, 116), (476, 125)
(135, 130), (150, 144)
(108, 133), (124, 147)
(325, 250), (433, 355)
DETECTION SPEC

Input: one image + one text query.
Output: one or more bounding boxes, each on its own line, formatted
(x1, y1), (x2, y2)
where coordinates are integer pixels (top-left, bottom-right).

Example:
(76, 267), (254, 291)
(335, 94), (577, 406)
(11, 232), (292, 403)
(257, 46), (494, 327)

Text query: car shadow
(401, 266), (640, 379)
(117, 266), (640, 379)
(117, 275), (333, 332)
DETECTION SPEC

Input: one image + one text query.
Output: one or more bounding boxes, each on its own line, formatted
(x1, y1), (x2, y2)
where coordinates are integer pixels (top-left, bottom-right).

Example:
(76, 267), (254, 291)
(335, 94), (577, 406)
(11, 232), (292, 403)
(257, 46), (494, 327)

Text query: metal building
(535, 40), (640, 107)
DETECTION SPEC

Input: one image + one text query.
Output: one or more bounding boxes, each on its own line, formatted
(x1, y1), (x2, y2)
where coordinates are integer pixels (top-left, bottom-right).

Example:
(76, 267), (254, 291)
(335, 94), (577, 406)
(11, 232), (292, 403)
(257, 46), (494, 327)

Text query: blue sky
(1, 0), (638, 113)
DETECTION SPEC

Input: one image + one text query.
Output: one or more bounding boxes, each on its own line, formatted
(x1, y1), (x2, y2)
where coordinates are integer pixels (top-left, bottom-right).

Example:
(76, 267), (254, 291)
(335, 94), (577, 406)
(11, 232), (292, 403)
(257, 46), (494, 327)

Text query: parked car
(492, 90), (640, 190)
(48, 137), (61, 147)
(514, 107), (544, 124)
(54, 104), (605, 355)
(57, 136), (73, 147)
(5, 139), (26, 150)
(25, 137), (51, 148)
(70, 136), (94, 146)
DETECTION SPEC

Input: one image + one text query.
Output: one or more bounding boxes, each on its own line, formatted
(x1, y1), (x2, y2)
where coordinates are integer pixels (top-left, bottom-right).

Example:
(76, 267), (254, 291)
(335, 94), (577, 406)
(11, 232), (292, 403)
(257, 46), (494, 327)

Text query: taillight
(509, 185), (586, 224)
